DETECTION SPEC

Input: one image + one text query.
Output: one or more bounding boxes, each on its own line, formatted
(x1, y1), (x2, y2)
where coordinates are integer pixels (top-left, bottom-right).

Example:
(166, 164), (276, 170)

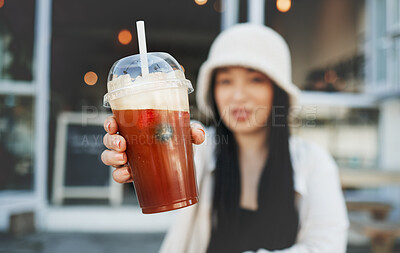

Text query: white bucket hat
(196, 23), (300, 119)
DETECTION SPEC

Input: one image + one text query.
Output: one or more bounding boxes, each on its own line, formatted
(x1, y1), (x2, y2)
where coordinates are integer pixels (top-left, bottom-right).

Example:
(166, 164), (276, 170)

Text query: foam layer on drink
(107, 71), (190, 111)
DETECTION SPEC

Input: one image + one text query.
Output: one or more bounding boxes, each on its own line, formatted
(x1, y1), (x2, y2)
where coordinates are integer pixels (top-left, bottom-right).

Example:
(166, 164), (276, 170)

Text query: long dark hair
(207, 75), (299, 252)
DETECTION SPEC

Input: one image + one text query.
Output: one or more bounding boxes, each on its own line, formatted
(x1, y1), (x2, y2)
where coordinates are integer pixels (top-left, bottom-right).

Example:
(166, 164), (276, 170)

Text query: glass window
(291, 106), (379, 169)
(395, 0), (400, 27)
(388, 0), (400, 28)
(0, 95), (35, 190)
(0, 0), (35, 82)
(369, 0), (400, 92)
(376, 1), (387, 38)
(49, 0), (221, 205)
(395, 37), (400, 90)
(376, 0), (387, 84)
(376, 46), (387, 83)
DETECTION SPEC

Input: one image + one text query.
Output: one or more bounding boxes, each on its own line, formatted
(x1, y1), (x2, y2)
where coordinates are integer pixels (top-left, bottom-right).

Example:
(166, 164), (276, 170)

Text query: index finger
(104, 116), (119, 134)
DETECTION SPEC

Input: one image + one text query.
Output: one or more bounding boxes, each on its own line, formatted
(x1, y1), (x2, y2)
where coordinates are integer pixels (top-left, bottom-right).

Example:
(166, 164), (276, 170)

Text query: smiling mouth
(231, 108), (251, 121)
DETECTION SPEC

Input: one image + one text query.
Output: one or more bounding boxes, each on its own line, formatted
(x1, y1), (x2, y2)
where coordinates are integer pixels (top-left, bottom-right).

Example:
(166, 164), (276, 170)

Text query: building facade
(0, 0), (399, 235)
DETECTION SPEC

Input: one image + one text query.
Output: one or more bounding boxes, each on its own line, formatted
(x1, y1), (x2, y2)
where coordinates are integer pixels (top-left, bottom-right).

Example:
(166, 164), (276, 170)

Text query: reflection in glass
(0, 95), (34, 190)
(0, 0), (35, 81)
(291, 106), (379, 170)
(304, 55), (365, 93)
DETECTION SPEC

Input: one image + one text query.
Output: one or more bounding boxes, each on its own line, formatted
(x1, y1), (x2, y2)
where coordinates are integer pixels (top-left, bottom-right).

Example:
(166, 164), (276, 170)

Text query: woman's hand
(101, 116), (206, 184)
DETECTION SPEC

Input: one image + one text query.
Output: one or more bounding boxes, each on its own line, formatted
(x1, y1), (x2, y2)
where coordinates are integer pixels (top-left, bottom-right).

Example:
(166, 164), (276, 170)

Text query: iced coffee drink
(104, 52), (198, 214)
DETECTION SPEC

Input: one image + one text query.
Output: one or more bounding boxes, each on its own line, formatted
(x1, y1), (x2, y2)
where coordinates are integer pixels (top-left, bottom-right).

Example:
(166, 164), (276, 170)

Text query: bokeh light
(276, 0), (291, 13)
(0, 0), (5, 8)
(118, 29), (132, 45)
(194, 0), (207, 6)
(84, 71), (98, 86)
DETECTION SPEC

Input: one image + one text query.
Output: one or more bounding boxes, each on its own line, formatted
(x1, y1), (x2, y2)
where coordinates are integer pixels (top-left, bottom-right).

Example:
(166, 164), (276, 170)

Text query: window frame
(0, 0), (51, 231)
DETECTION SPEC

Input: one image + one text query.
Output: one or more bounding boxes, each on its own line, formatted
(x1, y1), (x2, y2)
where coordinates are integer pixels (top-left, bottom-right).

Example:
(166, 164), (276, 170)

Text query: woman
(101, 23), (349, 253)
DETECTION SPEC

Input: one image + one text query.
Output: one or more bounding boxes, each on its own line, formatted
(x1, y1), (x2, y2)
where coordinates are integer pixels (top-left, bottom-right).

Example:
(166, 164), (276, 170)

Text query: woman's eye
(251, 77), (266, 83)
(217, 79), (231, 85)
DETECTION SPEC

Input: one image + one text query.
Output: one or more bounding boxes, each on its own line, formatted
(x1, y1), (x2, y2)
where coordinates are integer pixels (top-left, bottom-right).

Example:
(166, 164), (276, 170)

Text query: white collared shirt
(160, 127), (349, 253)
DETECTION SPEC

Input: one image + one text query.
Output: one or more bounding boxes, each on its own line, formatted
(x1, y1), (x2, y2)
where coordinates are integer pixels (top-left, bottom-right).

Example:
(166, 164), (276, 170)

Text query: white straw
(136, 21), (149, 76)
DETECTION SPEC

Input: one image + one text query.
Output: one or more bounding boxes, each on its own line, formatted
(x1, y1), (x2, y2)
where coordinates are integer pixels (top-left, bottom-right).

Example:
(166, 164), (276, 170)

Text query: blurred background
(0, 0), (400, 252)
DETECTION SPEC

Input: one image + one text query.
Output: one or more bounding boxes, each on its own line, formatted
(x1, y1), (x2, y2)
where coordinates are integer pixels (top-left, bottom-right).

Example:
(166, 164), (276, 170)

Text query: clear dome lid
(103, 52), (193, 107)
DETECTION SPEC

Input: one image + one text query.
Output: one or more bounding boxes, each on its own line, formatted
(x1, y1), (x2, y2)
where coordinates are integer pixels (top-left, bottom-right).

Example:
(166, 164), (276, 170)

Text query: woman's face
(214, 66), (274, 134)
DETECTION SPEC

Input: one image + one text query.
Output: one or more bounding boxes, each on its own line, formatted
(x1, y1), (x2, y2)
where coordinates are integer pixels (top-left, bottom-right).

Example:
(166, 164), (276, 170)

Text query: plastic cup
(103, 52), (198, 214)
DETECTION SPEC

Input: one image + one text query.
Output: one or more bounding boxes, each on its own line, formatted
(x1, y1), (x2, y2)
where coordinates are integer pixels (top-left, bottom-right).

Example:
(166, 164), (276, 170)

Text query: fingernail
(114, 139), (120, 148)
(106, 122), (111, 132)
(120, 153), (125, 161)
(192, 123), (205, 134)
(123, 168), (130, 176)
(198, 128), (205, 135)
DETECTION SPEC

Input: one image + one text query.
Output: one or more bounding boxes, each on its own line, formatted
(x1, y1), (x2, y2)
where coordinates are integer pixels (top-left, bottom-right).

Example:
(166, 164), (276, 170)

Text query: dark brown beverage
(113, 109), (198, 214)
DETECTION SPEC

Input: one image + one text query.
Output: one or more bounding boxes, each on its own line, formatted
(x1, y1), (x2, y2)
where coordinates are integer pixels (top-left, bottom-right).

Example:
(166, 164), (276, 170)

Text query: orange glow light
(277, 0), (291, 13)
(118, 29), (132, 45)
(195, 0), (207, 6)
(84, 71), (98, 86)
(0, 0), (5, 8)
